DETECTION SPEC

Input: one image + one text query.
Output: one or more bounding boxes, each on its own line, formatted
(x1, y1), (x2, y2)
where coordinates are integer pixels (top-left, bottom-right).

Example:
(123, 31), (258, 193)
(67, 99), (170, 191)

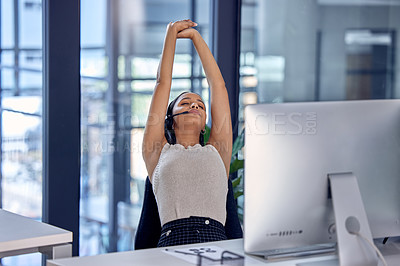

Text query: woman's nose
(190, 103), (199, 109)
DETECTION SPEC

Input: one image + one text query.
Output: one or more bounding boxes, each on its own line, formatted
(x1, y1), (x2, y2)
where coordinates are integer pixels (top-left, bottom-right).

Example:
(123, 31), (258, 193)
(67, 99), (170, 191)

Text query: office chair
(134, 177), (243, 250)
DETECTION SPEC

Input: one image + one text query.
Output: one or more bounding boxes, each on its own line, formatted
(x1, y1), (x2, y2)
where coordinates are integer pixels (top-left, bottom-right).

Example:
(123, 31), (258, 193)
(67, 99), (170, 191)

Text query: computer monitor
(243, 100), (400, 259)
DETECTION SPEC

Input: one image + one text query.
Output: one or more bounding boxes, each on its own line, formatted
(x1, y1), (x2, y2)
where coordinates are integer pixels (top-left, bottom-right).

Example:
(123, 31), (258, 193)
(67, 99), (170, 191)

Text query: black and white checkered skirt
(157, 216), (228, 247)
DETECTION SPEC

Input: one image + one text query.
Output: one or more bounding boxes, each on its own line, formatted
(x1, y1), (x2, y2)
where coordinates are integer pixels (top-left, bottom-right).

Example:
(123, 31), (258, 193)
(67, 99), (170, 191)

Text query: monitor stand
(328, 172), (378, 266)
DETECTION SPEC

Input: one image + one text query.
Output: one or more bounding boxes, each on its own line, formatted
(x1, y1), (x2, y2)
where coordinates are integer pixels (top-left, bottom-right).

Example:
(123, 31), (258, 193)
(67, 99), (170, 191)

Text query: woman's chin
(175, 123), (204, 132)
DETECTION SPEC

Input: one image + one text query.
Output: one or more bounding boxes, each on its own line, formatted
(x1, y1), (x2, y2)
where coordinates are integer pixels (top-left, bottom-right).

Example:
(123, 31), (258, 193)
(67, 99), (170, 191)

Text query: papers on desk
(163, 245), (244, 265)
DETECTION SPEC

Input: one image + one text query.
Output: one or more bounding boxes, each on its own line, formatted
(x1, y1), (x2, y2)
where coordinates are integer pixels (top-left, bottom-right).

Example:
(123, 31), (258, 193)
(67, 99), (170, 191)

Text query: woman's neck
(174, 129), (200, 148)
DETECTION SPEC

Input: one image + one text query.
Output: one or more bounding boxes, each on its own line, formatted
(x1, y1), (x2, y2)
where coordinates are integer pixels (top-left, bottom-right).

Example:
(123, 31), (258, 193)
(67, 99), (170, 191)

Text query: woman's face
(172, 92), (207, 131)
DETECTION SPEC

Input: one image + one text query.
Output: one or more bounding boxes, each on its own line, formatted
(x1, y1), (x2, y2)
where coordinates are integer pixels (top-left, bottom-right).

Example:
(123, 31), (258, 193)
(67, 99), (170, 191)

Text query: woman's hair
(164, 91), (205, 146)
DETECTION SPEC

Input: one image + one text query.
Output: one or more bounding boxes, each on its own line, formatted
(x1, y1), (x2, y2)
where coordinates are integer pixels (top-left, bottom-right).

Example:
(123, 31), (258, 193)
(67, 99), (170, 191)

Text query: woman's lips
(189, 109), (200, 115)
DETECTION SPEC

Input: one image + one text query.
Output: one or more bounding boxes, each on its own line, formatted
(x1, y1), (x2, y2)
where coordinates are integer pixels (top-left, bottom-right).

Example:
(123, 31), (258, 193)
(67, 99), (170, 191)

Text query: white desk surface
(0, 209), (72, 255)
(47, 238), (400, 266)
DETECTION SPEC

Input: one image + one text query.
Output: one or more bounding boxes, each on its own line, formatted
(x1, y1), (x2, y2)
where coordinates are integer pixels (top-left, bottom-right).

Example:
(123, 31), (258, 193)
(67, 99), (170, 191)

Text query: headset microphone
(169, 111), (190, 118)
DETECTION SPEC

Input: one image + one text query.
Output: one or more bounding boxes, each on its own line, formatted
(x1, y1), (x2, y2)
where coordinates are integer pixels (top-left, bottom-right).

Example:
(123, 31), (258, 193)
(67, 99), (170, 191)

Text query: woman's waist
(160, 216), (226, 232)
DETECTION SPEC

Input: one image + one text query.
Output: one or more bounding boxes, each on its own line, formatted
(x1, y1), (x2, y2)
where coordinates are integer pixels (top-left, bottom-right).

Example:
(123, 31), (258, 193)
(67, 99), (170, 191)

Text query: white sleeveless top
(152, 143), (228, 226)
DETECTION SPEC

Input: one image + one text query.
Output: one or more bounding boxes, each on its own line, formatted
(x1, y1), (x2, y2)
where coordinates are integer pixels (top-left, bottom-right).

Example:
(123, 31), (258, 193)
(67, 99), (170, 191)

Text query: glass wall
(0, 0), (43, 265)
(238, 0), (400, 226)
(80, 0), (210, 255)
(240, 0), (400, 125)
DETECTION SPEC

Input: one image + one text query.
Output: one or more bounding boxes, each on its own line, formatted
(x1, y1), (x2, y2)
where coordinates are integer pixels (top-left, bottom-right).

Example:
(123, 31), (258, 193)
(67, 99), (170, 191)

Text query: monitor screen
(243, 100), (400, 256)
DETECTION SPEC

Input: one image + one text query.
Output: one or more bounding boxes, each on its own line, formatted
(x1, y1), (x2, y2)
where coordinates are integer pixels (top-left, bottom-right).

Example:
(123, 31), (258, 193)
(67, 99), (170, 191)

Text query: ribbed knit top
(152, 143), (228, 226)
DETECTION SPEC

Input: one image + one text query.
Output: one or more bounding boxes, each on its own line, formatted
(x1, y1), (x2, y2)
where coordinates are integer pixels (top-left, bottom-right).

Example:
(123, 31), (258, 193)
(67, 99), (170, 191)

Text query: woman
(142, 19), (232, 247)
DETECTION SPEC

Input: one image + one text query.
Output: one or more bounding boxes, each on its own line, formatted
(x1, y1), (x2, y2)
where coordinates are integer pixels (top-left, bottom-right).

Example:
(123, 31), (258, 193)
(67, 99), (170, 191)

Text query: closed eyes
(180, 102), (204, 109)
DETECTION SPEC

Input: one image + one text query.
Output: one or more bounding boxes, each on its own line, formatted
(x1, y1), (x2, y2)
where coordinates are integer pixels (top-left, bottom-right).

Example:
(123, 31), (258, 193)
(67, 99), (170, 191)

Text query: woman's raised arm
(177, 27), (233, 177)
(142, 20), (197, 179)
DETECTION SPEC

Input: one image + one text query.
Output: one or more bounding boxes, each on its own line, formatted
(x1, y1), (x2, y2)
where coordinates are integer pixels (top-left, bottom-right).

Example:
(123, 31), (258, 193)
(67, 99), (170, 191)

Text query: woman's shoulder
(204, 143), (221, 153)
(205, 141), (230, 154)
(205, 139), (232, 178)
(144, 139), (168, 182)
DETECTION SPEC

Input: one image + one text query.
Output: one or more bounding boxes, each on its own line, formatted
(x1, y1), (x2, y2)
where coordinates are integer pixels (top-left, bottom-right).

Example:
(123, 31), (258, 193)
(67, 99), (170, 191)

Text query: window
(0, 0), (43, 265)
(80, 0), (211, 255)
(345, 29), (395, 99)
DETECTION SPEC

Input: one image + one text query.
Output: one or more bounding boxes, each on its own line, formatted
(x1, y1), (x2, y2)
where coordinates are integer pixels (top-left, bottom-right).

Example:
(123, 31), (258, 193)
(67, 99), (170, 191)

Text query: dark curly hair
(164, 91), (205, 146)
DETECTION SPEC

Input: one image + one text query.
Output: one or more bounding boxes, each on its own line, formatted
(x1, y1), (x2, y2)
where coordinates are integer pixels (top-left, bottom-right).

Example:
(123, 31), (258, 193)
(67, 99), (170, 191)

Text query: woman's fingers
(176, 21), (196, 28)
(176, 28), (198, 39)
(171, 20), (197, 32)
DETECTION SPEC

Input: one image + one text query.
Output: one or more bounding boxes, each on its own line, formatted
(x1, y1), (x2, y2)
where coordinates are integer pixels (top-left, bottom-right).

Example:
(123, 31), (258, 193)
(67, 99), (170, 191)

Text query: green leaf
(230, 159), (244, 174)
(234, 190), (243, 199)
(231, 129), (245, 161)
(204, 125), (211, 144)
(232, 176), (242, 187)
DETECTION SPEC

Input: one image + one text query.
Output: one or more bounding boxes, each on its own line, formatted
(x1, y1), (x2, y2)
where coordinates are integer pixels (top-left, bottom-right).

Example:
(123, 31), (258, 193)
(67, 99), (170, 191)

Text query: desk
(0, 209), (72, 259)
(47, 238), (400, 266)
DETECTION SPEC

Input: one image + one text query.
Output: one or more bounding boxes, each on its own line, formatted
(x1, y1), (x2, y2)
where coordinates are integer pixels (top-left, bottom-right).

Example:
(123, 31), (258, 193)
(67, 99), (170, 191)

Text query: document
(162, 245), (244, 265)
